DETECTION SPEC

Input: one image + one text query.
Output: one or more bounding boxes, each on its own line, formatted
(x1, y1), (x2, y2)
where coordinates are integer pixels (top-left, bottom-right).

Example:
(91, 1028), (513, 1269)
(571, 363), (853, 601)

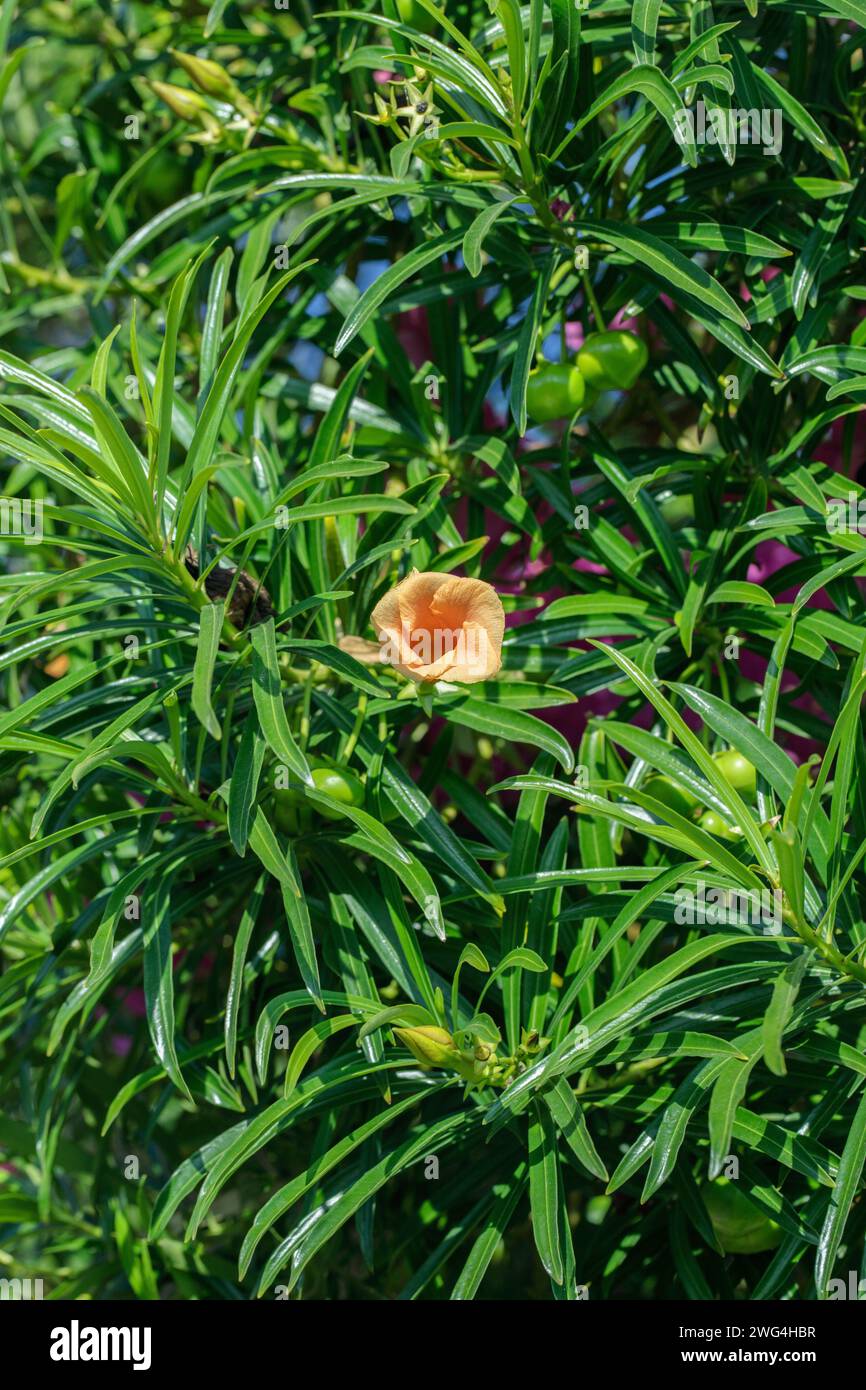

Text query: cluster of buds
(394, 1024), (548, 1089)
(364, 80), (439, 141)
(150, 50), (258, 144)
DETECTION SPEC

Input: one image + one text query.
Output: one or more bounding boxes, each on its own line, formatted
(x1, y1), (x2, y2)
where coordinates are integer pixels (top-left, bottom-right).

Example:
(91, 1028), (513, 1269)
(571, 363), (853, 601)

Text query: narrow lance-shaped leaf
(528, 1099), (566, 1285)
(250, 619), (312, 785)
(815, 1088), (866, 1298)
(191, 601), (225, 740)
(142, 877), (193, 1103)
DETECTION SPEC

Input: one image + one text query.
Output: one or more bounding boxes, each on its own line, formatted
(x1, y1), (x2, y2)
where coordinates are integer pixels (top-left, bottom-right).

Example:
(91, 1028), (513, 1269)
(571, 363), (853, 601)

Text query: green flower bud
(394, 1025), (458, 1070)
(171, 49), (237, 100)
(150, 80), (210, 123)
(394, 1025), (501, 1085)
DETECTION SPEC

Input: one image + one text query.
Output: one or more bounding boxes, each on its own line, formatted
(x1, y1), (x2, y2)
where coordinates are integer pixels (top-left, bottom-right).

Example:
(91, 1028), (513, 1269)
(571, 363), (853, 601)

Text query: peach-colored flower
(370, 570), (504, 684)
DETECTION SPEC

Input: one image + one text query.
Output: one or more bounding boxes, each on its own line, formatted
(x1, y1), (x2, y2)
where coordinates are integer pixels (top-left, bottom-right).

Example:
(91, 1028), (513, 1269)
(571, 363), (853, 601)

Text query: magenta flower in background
(396, 306), (432, 369)
(564, 321), (585, 352)
(118, 987), (147, 1018)
(812, 408), (866, 478)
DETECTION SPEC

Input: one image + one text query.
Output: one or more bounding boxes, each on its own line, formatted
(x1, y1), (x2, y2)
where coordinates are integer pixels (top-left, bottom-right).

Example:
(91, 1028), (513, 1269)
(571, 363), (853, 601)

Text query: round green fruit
(713, 748), (757, 801)
(308, 763), (365, 818)
(525, 362), (586, 423)
(273, 760), (365, 830)
(701, 1179), (781, 1254)
(396, 0), (436, 33)
(699, 810), (741, 841)
(577, 330), (648, 391)
(646, 775), (698, 819)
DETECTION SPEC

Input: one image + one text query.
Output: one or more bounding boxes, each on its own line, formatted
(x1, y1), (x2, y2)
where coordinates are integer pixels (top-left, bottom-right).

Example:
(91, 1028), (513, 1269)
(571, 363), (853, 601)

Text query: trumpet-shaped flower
(371, 570), (504, 684)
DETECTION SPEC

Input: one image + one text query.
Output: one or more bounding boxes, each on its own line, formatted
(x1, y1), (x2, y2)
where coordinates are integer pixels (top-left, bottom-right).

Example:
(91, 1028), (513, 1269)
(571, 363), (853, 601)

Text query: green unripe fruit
(646, 775), (699, 820)
(525, 362), (586, 423)
(713, 748), (757, 802)
(396, 0), (436, 33)
(309, 763), (365, 818)
(273, 759), (365, 830)
(577, 330), (648, 391)
(699, 810), (741, 841)
(701, 1179), (781, 1254)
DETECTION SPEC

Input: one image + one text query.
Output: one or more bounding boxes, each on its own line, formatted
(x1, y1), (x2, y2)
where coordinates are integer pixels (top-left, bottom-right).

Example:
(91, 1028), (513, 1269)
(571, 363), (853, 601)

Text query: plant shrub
(1, 0), (866, 1303)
